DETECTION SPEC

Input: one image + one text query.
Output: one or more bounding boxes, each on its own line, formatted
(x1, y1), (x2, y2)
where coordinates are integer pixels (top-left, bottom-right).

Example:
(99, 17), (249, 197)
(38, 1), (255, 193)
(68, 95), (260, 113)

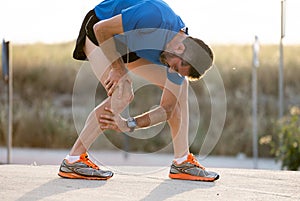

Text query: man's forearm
(134, 106), (169, 129)
(134, 83), (180, 129)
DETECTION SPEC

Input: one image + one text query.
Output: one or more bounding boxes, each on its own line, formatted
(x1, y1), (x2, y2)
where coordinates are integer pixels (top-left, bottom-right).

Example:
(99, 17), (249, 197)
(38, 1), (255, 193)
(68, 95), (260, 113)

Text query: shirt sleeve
(166, 68), (185, 85)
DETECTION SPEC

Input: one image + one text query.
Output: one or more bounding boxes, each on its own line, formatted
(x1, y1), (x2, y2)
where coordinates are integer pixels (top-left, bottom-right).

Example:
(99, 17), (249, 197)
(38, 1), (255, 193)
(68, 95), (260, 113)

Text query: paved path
(0, 165), (300, 201)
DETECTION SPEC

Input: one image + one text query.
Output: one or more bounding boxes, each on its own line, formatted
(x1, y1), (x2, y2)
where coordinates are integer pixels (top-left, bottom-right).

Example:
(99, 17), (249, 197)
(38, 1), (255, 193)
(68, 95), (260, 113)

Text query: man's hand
(99, 107), (130, 132)
(105, 65), (128, 97)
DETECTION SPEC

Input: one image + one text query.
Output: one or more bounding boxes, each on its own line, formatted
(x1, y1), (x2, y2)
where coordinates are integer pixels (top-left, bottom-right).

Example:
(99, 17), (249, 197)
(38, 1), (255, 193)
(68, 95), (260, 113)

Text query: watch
(126, 117), (137, 132)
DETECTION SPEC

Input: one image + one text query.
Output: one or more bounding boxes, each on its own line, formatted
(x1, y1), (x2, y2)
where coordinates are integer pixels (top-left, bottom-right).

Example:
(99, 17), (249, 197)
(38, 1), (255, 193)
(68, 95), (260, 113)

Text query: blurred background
(0, 0), (299, 170)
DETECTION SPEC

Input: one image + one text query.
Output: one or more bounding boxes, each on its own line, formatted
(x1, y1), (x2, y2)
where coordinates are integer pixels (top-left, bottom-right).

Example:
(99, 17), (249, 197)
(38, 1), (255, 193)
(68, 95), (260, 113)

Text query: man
(58, 0), (219, 182)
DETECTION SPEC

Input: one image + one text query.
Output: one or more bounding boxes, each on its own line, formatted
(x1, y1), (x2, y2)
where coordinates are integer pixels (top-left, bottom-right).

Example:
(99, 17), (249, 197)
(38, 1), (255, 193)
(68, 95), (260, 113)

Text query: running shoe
(58, 153), (113, 180)
(169, 153), (219, 182)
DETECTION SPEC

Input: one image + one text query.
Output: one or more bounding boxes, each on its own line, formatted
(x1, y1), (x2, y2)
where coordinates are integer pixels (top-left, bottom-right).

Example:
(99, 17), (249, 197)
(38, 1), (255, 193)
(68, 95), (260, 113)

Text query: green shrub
(270, 106), (300, 170)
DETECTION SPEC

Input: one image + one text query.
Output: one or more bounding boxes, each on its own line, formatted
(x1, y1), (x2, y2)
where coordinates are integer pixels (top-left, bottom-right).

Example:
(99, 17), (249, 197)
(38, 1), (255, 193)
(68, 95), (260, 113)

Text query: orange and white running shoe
(58, 153), (113, 180)
(169, 153), (219, 182)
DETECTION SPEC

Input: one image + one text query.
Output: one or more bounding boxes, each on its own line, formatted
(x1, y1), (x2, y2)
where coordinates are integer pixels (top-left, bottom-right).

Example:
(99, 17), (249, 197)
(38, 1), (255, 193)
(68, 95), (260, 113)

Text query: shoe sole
(58, 171), (113, 180)
(169, 173), (219, 182)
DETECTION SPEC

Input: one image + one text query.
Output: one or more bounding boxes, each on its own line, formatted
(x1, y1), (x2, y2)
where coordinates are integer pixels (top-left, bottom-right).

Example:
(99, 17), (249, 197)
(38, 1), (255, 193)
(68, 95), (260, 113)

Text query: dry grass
(0, 42), (299, 157)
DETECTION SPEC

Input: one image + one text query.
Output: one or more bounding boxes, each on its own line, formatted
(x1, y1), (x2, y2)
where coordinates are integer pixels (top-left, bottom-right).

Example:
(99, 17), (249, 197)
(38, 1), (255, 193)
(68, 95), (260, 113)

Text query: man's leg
(58, 37), (133, 180)
(167, 79), (189, 158)
(127, 60), (189, 158)
(70, 37), (133, 156)
(127, 60), (219, 181)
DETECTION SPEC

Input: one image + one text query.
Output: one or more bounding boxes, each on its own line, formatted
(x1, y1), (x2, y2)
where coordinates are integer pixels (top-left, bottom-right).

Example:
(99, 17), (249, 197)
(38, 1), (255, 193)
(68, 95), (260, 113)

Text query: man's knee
(111, 80), (134, 112)
(118, 80), (134, 102)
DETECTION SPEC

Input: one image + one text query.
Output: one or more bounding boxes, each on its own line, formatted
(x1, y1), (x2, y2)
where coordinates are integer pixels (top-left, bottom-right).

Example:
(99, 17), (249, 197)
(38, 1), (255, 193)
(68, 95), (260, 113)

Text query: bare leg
(127, 60), (190, 158)
(70, 37), (133, 156)
(167, 80), (189, 158)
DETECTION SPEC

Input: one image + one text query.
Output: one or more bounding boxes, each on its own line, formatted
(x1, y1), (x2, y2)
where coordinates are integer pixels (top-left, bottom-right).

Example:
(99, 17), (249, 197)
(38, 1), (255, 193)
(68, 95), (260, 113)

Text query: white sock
(174, 154), (188, 164)
(65, 155), (80, 163)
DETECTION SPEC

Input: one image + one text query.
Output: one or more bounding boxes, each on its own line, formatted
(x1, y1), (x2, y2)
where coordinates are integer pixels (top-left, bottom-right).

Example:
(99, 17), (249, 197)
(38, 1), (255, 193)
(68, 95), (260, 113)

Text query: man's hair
(181, 36), (214, 81)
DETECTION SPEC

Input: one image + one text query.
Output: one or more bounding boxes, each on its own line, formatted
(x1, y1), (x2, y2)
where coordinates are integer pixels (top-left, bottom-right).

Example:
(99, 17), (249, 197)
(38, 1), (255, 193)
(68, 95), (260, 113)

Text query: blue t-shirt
(94, 0), (185, 85)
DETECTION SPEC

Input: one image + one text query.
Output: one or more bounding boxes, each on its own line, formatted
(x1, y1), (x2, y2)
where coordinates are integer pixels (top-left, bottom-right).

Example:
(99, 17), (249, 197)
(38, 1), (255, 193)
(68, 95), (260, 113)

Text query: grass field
(0, 41), (299, 157)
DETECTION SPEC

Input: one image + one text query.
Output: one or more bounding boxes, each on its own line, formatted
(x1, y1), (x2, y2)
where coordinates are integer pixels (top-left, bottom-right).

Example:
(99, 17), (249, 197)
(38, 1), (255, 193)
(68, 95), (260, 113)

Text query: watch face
(127, 118), (137, 128)
(128, 122), (135, 128)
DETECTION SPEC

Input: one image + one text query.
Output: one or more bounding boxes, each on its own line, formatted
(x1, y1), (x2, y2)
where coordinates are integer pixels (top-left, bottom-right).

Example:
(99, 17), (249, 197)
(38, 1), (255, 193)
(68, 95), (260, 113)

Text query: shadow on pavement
(140, 178), (215, 201)
(16, 178), (107, 201)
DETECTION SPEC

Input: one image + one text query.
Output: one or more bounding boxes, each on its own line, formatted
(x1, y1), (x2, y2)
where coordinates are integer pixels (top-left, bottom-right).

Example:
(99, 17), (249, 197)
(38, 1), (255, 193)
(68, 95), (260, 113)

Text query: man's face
(159, 51), (190, 77)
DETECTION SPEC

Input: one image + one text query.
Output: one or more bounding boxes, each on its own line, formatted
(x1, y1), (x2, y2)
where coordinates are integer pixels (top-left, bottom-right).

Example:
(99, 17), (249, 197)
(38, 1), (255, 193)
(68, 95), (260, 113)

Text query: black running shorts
(73, 9), (140, 63)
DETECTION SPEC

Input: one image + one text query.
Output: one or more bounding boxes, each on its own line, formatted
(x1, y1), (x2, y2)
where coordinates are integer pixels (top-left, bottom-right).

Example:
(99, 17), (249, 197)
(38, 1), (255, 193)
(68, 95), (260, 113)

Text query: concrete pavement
(1, 165), (300, 201)
(1, 148), (298, 200)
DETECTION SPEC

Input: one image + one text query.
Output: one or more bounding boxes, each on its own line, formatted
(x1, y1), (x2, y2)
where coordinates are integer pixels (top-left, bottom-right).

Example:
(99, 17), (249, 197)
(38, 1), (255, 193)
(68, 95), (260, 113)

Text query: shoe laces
(80, 153), (99, 170)
(187, 154), (205, 170)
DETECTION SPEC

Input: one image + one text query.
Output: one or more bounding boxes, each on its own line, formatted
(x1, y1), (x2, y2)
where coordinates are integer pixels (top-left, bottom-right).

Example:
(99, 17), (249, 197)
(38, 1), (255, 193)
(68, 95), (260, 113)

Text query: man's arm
(134, 80), (181, 128)
(100, 78), (182, 131)
(93, 14), (123, 60)
(93, 14), (127, 96)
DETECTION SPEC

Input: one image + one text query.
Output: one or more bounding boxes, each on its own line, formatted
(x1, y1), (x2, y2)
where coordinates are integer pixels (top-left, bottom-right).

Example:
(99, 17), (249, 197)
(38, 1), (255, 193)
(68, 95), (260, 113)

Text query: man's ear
(173, 43), (185, 55)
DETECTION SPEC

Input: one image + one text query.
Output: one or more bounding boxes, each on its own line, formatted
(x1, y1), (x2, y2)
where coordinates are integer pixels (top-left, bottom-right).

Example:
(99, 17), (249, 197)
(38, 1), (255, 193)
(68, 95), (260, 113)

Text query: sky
(0, 0), (299, 45)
